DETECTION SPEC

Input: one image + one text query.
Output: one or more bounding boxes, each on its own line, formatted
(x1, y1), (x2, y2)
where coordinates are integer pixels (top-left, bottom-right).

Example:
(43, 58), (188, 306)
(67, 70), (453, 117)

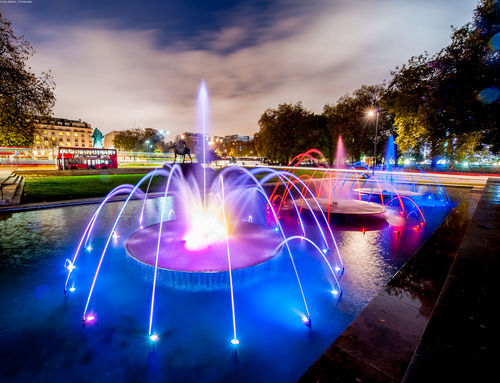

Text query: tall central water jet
(197, 80), (210, 210)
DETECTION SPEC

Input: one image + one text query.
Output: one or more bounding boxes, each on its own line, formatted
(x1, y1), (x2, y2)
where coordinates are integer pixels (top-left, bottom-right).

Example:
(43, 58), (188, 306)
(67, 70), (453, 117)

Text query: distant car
(213, 157), (236, 167)
(235, 157), (267, 167)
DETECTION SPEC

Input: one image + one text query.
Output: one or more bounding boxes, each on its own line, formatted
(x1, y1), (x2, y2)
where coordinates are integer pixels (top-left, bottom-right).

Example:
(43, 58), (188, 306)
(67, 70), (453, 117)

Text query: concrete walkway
(402, 178), (499, 382)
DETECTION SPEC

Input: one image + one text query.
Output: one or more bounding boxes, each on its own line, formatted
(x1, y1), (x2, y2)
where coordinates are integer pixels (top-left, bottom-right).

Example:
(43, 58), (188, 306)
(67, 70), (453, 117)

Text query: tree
(0, 13), (55, 147)
(324, 85), (393, 163)
(113, 127), (162, 152)
(255, 102), (312, 164)
(383, 0), (499, 166)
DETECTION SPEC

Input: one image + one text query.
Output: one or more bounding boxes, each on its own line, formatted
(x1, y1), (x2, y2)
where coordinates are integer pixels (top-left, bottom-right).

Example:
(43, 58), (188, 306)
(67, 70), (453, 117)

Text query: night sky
(1, 0), (477, 136)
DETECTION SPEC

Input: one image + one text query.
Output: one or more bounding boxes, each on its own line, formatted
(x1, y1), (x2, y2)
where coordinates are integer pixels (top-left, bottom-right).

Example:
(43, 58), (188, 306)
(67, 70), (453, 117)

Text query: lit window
(66, 132), (70, 136)
(52, 136), (56, 140)
(59, 132), (63, 136)
(74, 133), (78, 137)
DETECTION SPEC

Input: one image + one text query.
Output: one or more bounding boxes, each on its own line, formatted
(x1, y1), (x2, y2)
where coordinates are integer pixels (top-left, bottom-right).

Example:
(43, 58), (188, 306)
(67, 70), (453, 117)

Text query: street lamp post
(145, 139), (150, 153)
(368, 109), (379, 175)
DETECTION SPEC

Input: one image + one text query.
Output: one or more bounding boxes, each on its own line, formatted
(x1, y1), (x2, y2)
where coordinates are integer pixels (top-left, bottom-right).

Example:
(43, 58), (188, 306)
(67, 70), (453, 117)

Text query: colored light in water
(248, 215), (253, 223)
(112, 231), (119, 239)
(183, 213), (226, 251)
(274, 227), (279, 232)
(86, 245), (92, 251)
(301, 314), (311, 327)
(335, 266), (341, 273)
(149, 334), (159, 342)
(85, 315), (95, 322)
(331, 289), (339, 296)
(69, 287), (76, 292)
(322, 248), (328, 254)
(231, 338), (239, 345)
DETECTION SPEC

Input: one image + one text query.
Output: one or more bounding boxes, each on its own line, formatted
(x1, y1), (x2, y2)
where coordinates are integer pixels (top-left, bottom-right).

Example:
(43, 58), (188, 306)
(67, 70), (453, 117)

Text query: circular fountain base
(125, 220), (282, 273)
(290, 197), (386, 216)
(353, 188), (423, 199)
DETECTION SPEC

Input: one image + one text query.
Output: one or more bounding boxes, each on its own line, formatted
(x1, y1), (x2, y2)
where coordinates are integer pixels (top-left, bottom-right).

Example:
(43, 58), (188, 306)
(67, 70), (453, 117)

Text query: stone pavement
(402, 178), (499, 382)
(299, 179), (498, 382)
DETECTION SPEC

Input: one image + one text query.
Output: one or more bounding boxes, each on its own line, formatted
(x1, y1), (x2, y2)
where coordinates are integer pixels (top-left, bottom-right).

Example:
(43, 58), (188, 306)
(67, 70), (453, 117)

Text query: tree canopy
(255, 102), (327, 164)
(0, 13), (55, 147)
(113, 127), (163, 152)
(382, 0), (499, 166)
(255, 86), (393, 164)
(255, 0), (498, 166)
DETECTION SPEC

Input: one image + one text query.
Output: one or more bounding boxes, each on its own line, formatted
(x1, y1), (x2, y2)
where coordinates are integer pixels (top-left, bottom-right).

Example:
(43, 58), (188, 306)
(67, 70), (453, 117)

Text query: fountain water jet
(335, 136), (346, 169)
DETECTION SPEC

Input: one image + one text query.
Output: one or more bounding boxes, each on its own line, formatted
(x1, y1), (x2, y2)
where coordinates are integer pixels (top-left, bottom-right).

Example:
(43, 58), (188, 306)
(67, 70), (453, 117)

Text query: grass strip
(21, 174), (164, 204)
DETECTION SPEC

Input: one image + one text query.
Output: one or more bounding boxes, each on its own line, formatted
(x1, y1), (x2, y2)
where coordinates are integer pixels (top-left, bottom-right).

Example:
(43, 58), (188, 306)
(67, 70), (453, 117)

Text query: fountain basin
(288, 197), (386, 216)
(125, 220), (283, 272)
(353, 187), (423, 199)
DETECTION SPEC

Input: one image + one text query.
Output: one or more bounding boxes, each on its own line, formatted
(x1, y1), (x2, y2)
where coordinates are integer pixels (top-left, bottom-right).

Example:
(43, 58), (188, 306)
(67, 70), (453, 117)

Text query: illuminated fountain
(276, 144), (386, 220)
(351, 136), (449, 205)
(273, 136), (450, 235)
(63, 82), (344, 346)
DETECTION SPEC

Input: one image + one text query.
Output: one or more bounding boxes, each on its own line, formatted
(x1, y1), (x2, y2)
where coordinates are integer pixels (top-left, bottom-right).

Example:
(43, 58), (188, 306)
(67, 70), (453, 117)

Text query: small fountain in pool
(279, 143), (386, 219)
(335, 136), (346, 170)
(63, 82), (344, 347)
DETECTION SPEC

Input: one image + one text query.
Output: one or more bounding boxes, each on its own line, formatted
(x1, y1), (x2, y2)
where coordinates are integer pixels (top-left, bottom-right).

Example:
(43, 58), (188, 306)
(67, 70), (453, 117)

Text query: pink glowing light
(182, 213), (227, 251)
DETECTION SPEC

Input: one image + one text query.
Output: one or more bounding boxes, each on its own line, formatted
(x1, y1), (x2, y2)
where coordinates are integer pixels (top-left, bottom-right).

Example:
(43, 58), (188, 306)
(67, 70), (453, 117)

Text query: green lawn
(22, 174), (165, 203)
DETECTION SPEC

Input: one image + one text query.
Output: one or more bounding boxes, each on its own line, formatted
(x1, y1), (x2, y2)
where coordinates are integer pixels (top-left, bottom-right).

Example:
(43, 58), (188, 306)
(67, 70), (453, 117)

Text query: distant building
(104, 130), (121, 149)
(223, 134), (253, 143)
(33, 117), (93, 150)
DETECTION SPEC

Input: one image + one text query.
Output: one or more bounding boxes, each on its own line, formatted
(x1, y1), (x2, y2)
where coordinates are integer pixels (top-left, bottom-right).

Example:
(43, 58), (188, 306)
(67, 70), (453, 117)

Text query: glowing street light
(367, 108), (379, 175)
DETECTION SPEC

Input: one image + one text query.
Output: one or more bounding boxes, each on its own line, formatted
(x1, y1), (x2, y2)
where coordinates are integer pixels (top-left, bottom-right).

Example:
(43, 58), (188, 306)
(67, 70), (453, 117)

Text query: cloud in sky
(6, 0), (477, 136)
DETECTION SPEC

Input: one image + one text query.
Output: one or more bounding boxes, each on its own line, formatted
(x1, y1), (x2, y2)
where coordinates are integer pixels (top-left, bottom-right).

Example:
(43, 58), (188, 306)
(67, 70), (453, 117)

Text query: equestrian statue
(170, 139), (192, 163)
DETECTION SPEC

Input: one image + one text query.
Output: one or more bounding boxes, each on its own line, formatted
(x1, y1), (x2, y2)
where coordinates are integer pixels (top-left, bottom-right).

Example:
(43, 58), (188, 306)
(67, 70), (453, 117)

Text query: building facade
(33, 117), (93, 151)
(103, 131), (121, 149)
